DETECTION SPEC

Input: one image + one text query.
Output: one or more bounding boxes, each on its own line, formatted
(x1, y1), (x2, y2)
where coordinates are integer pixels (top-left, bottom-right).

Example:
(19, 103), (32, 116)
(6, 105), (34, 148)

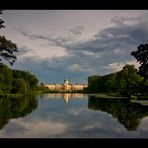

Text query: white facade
(43, 77), (88, 91)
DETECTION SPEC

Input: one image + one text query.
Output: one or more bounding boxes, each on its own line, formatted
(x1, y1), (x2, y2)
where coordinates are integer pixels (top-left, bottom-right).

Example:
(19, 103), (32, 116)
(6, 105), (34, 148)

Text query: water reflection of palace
(63, 93), (86, 104)
(63, 93), (69, 104)
(45, 93), (86, 104)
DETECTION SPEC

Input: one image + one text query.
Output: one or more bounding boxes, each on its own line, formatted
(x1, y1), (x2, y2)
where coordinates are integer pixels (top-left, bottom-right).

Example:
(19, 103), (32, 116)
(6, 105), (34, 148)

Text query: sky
(0, 10), (148, 84)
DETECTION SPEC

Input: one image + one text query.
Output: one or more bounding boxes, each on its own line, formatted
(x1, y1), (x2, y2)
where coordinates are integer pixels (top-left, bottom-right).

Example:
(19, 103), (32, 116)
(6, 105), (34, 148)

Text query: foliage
(35, 84), (50, 93)
(87, 64), (144, 96)
(0, 63), (39, 95)
(12, 69), (39, 91)
(0, 63), (12, 93)
(130, 95), (137, 101)
(0, 10), (5, 29)
(0, 10), (18, 65)
(131, 44), (148, 80)
(12, 78), (27, 95)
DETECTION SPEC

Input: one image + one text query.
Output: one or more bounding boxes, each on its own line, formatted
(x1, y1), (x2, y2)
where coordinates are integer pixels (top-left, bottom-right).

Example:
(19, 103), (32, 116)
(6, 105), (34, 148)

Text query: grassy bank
(35, 89), (88, 93)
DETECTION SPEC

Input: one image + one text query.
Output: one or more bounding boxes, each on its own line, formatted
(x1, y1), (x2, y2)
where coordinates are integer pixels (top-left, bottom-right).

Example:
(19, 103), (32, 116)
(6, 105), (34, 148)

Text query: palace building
(43, 77), (88, 91)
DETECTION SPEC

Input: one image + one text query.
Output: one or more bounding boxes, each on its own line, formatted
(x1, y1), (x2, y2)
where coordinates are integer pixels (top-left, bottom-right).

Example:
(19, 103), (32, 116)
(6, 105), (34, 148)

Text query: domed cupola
(64, 77), (68, 85)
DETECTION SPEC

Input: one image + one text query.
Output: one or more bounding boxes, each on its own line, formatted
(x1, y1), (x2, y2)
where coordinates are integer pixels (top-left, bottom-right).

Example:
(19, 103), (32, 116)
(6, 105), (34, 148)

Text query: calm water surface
(0, 93), (148, 138)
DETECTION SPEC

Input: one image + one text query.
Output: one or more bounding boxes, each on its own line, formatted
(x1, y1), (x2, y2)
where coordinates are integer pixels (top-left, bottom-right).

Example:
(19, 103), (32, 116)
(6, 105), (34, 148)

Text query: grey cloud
(14, 27), (30, 37)
(14, 14), (148, 54)
(14, 27), (77, 47)
(13, 47), (99, 83)
(13, 14), (148, 83)
(63, 14), (148, 75)
(111, 16), (140, 25)
(12, 42), (126, 85)
(69, 25), (84, 36)
(47, 35), (76, 47)
(66, 15), (148, 57)
(13, 54), (90, 83)
(16, 46), (32, 56)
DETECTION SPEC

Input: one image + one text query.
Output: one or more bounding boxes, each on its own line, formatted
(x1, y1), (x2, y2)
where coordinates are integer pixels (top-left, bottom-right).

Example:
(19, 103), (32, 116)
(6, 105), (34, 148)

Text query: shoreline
(1, 92), (148, 100)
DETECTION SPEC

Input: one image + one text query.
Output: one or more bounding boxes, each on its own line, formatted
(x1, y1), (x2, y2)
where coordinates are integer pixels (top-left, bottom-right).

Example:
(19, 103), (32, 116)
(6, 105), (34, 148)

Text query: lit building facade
(43, 77), (88, 91)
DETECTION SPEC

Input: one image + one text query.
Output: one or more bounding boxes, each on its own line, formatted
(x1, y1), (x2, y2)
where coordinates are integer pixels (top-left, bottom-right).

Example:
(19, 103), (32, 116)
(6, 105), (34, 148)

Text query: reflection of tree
(0, 95), (38, 129)
(88, 96), (148, 131)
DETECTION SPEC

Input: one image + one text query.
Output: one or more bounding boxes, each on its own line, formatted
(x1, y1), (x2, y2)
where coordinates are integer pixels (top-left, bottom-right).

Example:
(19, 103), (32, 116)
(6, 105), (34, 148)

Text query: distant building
(43, 77), (88, 91)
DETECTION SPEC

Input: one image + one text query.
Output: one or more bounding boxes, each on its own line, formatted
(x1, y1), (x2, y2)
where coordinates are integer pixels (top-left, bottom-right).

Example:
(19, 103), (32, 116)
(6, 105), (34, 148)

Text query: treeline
(0, 63), (39, 95)
(87, 64), (148, 96)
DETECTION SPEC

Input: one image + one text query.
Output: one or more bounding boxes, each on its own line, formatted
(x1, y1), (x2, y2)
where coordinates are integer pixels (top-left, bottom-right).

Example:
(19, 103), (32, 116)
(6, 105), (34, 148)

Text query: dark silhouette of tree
(0, 10), (5, 29)
(131, 44), (148, 81)
(0, 10), (18, 65)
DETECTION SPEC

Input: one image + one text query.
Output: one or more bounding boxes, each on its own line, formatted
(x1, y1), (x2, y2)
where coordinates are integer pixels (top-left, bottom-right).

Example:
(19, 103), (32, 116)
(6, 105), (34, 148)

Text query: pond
(0, 93), (148, 138)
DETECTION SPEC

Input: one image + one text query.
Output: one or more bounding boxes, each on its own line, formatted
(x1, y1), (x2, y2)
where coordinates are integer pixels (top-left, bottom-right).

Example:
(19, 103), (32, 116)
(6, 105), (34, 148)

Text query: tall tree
(0, 10), (5, 29)
(131, 44), (148, 81)
(0, 10), (18, 65)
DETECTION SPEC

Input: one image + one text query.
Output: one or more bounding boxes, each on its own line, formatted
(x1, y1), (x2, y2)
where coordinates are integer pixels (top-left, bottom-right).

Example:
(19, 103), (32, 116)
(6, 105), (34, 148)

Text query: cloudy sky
(0, 10), (148, 83)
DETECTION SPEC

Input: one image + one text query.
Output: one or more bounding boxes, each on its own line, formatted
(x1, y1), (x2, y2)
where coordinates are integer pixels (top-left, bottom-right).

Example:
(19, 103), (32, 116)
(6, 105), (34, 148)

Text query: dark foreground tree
(0, 10), (18, 65)
(0, 36), (18, 65)
(131, 44), (148, 81)
(0, 10), (5, 29)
